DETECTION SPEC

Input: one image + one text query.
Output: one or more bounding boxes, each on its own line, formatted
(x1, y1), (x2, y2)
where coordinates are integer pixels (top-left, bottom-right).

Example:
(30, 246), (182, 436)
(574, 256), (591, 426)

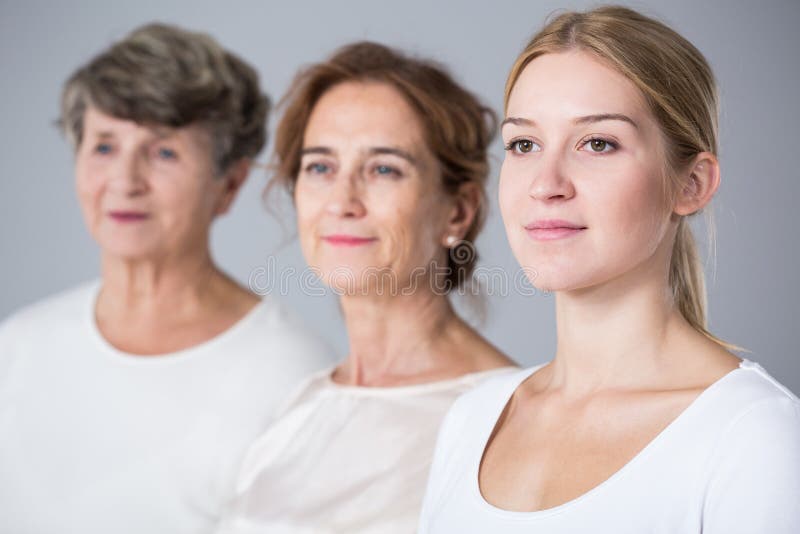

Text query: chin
(318, 262), (402, 297)
(516, 259), (596, 294)
(98, 240), (163, 262)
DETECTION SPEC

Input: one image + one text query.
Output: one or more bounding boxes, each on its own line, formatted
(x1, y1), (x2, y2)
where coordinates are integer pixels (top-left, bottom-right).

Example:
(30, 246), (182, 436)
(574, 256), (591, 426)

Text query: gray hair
(60, 22), (269, 173)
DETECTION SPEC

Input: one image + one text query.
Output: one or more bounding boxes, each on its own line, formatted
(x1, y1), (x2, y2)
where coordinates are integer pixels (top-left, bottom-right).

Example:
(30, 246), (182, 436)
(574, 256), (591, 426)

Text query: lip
(321, 234), (378, 247)
(108, 210), (150, 222)
(524, 219), (587, 241)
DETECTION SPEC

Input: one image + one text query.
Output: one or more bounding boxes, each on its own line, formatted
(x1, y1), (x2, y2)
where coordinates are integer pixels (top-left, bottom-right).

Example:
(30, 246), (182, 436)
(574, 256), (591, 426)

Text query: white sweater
(419, 359), (800, 533)
(0, 281), (334, 534)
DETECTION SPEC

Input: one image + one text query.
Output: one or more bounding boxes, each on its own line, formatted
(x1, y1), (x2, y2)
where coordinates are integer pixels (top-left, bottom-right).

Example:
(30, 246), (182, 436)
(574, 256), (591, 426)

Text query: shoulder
(701, 361), (800, 530)
(447, 365), (521, 394)
(712, 359), (799, 416)
(456, 364), (543, 407)
(229, 295), (336, 374)
(0, 280), (97, 337)
(441, 365), (542, 440)
(0, 281), (97, 377)
(706, 360), (800, 470)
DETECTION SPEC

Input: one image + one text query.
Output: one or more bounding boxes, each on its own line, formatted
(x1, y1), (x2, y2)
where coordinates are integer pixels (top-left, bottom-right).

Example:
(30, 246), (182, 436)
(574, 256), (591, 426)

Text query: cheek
(295, 185), (322, 228)
(293, 185), (326, 257)
(157, 171), (217, 220)
(579, 169), (672, 286)
(498, 161), (530, 250)
(601, 173), (667, 249)
(74, 159), (104, 216)
(371, 185), (441, 270)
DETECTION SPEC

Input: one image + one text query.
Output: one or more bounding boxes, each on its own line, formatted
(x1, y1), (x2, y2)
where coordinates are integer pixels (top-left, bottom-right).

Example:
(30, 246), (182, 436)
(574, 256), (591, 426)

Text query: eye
(94, 143), (113, 155)
(504, 139), (541, 154)
(156, 147), (178, 160)
(372, 164), (401, 178)
(579, 137), (618, 154)
(305, 162), (331, 175)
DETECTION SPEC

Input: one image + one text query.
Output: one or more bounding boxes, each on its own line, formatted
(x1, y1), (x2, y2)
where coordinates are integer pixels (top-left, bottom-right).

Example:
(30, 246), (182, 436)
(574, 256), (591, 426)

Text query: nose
(528, 152), (575, 202)
(107, 153), (147, 196)
(325, 172), (366, 218)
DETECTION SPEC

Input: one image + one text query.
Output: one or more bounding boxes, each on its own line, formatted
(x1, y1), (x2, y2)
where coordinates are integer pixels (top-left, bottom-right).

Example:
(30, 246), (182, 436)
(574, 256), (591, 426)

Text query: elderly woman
(218, 42), (516, 533)
(0, 24), (331, 533)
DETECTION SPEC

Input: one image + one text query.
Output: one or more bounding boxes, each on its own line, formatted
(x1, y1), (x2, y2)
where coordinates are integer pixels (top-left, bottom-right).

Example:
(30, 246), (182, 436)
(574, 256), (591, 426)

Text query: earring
(445, 235), (458, 247)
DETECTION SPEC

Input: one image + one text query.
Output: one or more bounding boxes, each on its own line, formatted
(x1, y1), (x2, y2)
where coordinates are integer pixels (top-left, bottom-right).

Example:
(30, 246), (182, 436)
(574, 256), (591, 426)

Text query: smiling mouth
(322, 235), (378, 247)
(524, 220), (587, 241)
(108, 211), (150, 222)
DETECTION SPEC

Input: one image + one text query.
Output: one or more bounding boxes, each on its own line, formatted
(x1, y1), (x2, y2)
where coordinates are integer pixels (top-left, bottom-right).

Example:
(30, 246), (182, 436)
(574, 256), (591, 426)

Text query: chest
(478, 390), (700, 512)
(97, 310), (241, 355)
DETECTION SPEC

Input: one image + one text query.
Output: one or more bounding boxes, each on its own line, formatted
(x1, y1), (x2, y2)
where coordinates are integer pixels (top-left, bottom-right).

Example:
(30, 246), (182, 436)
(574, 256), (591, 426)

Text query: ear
(214, 159), (251, 216)
(441, 181), (481, 246)
(673, 152), (720, 216)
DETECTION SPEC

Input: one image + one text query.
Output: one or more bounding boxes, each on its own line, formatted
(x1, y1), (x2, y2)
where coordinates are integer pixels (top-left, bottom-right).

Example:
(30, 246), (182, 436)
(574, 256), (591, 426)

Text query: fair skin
(294, 81), (513, 386)
(479, 50), (741, 511)
(76, 107), (256, 355)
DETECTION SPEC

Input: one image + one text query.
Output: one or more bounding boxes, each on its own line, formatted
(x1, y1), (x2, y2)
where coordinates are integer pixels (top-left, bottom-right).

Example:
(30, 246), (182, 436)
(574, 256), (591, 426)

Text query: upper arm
(703, 396), (800, 533)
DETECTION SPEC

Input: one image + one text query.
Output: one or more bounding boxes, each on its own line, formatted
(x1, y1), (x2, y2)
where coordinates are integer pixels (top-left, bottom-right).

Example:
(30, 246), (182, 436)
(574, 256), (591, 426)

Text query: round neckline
(318, 365), (517, 397)
(471, 359), (749, 519)
(86, 280), (267, 363)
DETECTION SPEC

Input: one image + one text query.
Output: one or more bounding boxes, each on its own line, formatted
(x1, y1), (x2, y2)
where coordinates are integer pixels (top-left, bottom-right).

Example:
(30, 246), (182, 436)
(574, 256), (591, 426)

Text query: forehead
(304, 81), (427, 148)
(83, 107), (145, 134)
(80, 107), (215, 160)
(82, 106), (208, 142)
(507, 50), (649, 122)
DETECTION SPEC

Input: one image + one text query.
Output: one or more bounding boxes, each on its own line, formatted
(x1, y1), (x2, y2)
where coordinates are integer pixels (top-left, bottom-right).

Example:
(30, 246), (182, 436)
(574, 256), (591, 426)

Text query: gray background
(1, 0), (798, 393)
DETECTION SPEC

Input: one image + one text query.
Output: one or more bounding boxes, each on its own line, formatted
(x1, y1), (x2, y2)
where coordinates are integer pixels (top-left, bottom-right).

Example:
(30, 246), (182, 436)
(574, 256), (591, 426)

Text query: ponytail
(670, 217), (742, 351)
(670, 218), (706, 331)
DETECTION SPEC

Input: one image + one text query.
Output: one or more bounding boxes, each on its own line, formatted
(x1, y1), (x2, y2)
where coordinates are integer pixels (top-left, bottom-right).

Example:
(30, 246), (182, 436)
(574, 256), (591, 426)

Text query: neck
(98, 248), (224, 317)
(548, 246), (684, 395)
(336, 288), (462, 386)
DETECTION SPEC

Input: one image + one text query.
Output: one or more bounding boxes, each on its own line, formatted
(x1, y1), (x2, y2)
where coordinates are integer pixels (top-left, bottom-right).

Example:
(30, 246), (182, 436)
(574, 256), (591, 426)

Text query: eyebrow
(299, 146), (332, 156)
(90, 128), (175, 140)
(369, 147), (418, 165)
(501, 113), (639, 129)
(574, 113), (638, 129)
(500, 117), (536, 129)
(300, 146), (419, 166)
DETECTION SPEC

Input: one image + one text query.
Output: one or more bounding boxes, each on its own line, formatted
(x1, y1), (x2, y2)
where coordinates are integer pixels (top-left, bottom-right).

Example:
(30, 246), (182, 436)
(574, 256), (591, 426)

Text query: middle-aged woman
(218, 42), (515, 533)
(0, 23), (332, 534)
(419, 6), (800, 533)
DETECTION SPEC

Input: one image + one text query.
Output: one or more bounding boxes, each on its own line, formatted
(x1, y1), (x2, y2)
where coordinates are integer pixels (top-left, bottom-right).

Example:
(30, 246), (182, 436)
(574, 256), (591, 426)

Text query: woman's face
(499, 50), (675, 292)
(295, 81), (452, 295)
(75, 107), (229, 261)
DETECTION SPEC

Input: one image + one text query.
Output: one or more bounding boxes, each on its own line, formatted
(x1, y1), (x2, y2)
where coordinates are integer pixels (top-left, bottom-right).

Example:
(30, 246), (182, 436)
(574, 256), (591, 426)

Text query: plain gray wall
(1, 0), (798, 393)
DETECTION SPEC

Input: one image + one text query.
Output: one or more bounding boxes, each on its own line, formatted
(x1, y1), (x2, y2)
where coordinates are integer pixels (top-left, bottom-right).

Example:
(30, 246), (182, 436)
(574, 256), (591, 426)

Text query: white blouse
(418, 359), (800, 533)
(218, 366), (515, 534)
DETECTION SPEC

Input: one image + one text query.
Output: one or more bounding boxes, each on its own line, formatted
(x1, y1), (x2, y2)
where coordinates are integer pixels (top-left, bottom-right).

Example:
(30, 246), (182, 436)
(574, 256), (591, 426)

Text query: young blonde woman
(419, 6), (800, 533)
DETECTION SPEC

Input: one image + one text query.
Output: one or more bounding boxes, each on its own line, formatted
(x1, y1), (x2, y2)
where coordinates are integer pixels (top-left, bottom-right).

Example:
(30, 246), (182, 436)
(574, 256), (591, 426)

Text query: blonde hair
(506, 5), (734, 349)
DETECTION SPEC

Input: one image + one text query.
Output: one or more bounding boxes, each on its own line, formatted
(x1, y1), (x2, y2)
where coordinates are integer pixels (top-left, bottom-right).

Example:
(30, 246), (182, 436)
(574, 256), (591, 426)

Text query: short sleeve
(703, 396), (800, 533)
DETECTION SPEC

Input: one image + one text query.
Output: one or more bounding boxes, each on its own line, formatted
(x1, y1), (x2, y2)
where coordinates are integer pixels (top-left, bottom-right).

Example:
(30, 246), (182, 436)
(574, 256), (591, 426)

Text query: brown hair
(272, 41), (496, 291)
(59, 23), (269, 173)
(506, 6), (731, 348)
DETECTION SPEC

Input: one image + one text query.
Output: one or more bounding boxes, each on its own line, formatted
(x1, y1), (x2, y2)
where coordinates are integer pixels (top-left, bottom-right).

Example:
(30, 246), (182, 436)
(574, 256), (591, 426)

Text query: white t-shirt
(0, 281), (334, 534)
(217, 366), (516, 534)
(418, 359), (800, 533)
